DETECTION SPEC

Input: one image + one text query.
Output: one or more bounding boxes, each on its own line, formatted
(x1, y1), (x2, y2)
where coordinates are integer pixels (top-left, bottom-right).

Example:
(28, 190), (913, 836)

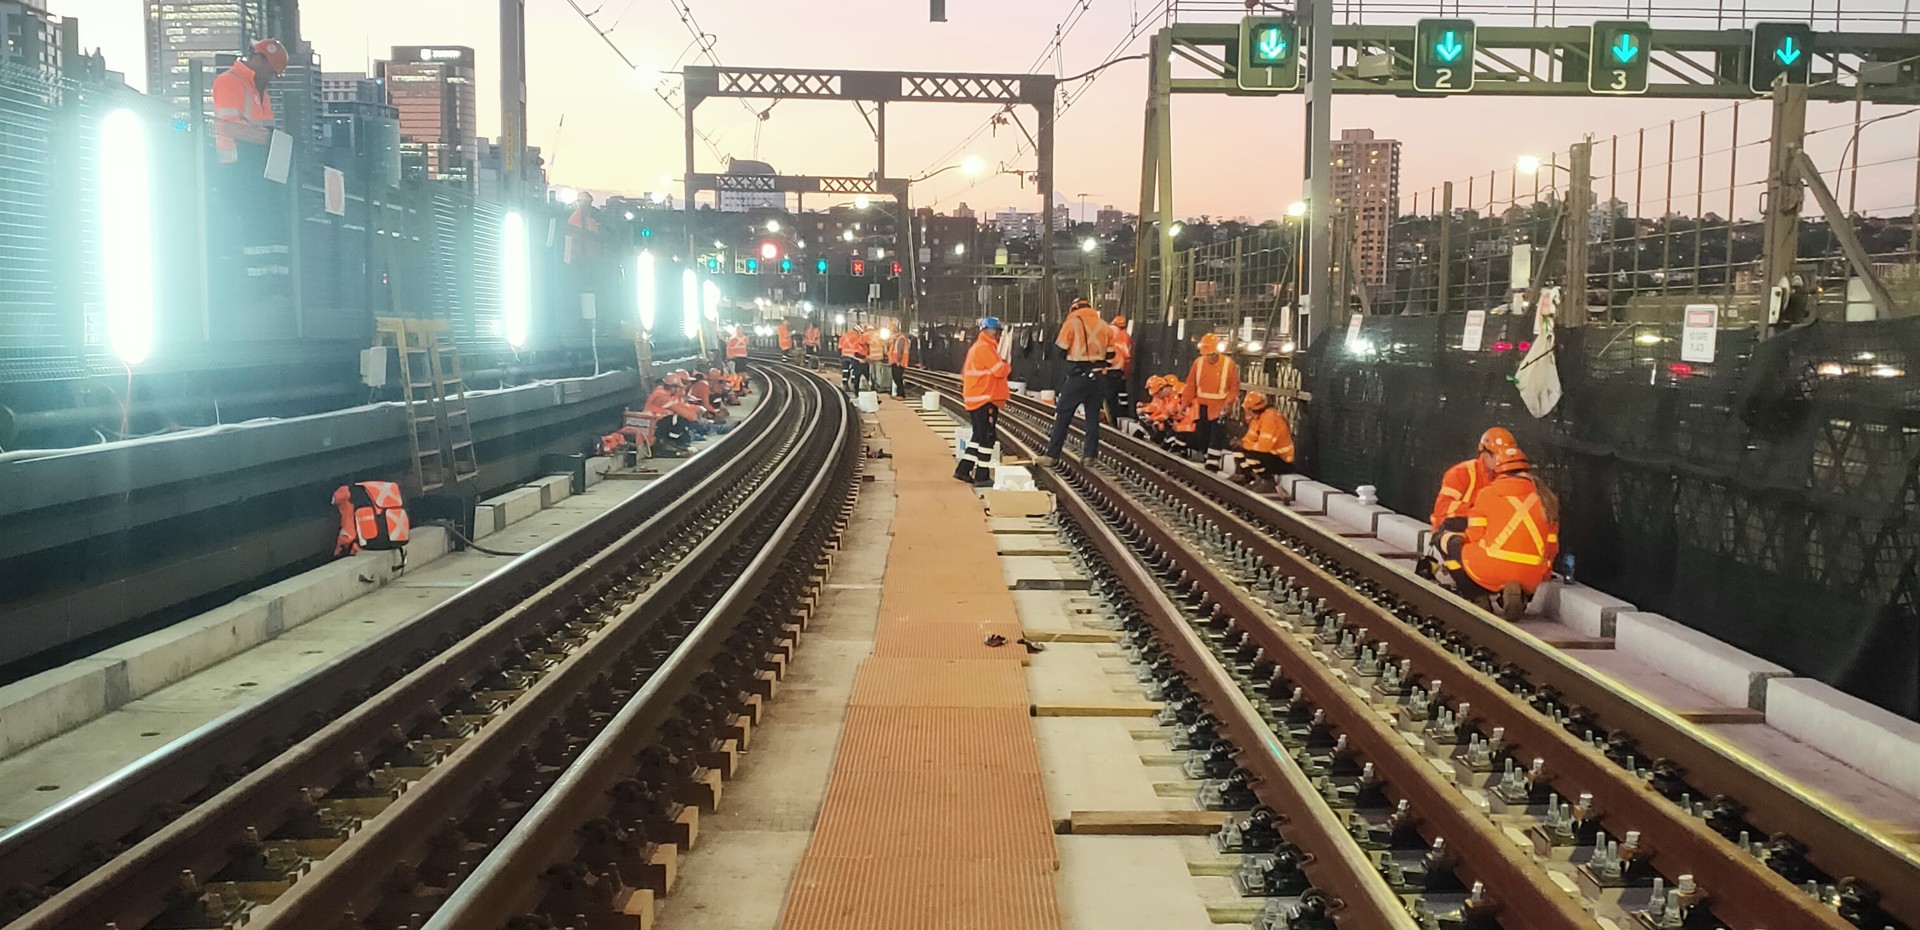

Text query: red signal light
(759, 241), (780, 261)
(849, 258), (866, 276)
(889, 261), (902, 277)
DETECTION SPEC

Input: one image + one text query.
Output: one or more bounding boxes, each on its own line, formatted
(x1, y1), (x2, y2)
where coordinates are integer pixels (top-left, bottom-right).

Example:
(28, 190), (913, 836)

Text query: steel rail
(969, 392), (1585, 929)
(0, 370), (774, 898)
(907, 367), (1910, 929)
(422, 364), (859, 930)
(246, 364), (855, 929)
(3, 366), (824, 930)
(1035, 444), (1423, 929)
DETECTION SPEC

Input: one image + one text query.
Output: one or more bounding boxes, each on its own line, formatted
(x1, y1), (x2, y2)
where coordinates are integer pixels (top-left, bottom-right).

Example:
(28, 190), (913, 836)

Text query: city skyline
(47, 0), (1920, 222)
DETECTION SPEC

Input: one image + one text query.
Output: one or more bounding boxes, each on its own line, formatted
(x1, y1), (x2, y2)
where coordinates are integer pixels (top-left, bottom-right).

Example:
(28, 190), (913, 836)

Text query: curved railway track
(0, 363), (862, 930)
(907, 367), (1915, 930)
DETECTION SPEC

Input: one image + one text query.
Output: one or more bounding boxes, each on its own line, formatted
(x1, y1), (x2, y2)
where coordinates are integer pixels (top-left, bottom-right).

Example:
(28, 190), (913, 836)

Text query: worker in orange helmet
(644, 374), (695, 454)
(1427, 430), (1561, 620)
(1181, 334), (1240, 470)
(1231, 392), (1294, 495)
(1136, 374), (1170, 437)
(708, 366), (740, 406)
(886, 327), (912, 398)
(803, 322), (822, 367)
(865, 324), (892, 396)
(777, 319), (796, 363)
(838, 325), (869, 394)
(1428, 427), (1512, 535)
(955, 317), (1012, 487)
(211, 38), (289, 166)
(1103, 314), (1136, 433)
(725, 327), (749, 375)
(1036, 297), (1113, 467)
(688, 369), (728, 422)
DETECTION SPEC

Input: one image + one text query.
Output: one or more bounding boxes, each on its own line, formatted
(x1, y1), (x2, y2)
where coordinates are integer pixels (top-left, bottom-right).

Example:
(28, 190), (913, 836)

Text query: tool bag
(332, 480), (411, 557)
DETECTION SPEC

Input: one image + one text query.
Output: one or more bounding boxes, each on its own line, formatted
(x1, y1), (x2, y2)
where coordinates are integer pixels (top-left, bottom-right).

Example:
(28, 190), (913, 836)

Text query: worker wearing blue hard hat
(956, 316), (1011, 486)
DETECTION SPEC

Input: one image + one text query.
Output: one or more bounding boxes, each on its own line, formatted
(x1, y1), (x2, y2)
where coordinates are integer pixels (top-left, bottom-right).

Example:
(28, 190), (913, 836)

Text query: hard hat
(1478, 427), (1529, 472)
(691, 369), (706, 380)
(981, 316), (1004, 331)
(1111, 315), (1128, 328)
(708, 367), (723, 378)
(1145, 375), (1166, 393)
(1244, 392), (1269, 412)
(663, 372), (685, 386)
(1199, 336), (1218, 356)
(1070, 297), (1093, 310)
(674, 368), (690, 380)
(251, 39), (289, 76)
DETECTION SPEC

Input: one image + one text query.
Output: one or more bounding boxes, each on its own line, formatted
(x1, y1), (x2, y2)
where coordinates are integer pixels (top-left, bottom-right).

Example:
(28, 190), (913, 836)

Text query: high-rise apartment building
(378, 46), (477, 190)
(1329, 128), (1401, 296)
(321, 70), (383, 104)
(1, 0), (73, 79)
(145, 0), (299, 114)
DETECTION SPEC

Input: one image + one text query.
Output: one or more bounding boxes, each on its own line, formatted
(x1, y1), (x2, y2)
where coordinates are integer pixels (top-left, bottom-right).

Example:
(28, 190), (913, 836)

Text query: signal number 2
(1434, 68), (1454, 88)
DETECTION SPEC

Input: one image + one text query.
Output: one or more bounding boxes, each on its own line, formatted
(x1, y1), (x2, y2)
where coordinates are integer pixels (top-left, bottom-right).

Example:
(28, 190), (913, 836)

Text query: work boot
(1495, 582), (1527, 621)
(1034, 454), (1058, 468)
(1249, 476), (1276, 494)
(972, 467), (996, 489)
(1230, 469), (1254, 486)
(953, 461), (975, 484)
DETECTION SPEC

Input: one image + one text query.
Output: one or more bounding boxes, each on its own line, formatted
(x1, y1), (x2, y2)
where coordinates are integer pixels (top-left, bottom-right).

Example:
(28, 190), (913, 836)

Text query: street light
(954, 243), (966, 256)
(1286, 201), (1308, 218)
(1170, 222), (1184, 237)
(842, 229), (855, 242)
(766, 219), (781, 232)
(854, 195), (871, 210)
(1081, 237), (1099, 253)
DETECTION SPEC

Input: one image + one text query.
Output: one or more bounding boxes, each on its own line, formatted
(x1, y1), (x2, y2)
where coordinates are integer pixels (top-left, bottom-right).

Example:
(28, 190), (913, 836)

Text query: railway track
(0, 363), (862, 930)
(907, 368), (1916, 930)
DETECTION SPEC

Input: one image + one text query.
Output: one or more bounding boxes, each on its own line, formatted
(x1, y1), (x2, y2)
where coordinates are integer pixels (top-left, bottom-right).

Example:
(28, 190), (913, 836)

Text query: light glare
(636, 250), (657, 331)
(99, 108), (155, 365)
(502, 212), (531, 348)
(683, 268), (700, 338)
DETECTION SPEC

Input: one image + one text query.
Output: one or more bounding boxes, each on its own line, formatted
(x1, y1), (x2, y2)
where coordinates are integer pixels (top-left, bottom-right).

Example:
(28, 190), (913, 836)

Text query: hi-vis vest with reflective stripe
(211, 60), (274, 164)
(1431, 459), (1486, 531)
(1108, 326), (1134, 375)
(777, 323), (793, 350)
(727, 333), (749, 358)
(1461, 474), (1559, 591)
(1241, 408), (1295, 462)
(888, 334), (910, 366)
(962, 333), (1011, 410)
(332, 481), (409, 556)
(1183, 355), (1240, 412)
(1055, 308), (1111, 363)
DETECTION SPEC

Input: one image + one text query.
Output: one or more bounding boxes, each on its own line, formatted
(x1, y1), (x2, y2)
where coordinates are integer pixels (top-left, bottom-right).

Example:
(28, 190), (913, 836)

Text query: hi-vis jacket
(1054, 306), (1112, 364)
(1459, 474), (1560, 593)
(888, 333), (911, 367)
(1239, 408), (1295, 462)
(1107, 324), (1134, 376)
(962, 332), (1012, 411)
(1430, 458), (1492, 532)
(1182, 354), (1241, 416)
(777, 322), (793, 350)
(726, 332), (749, 358)
(211, 59), (275, 164)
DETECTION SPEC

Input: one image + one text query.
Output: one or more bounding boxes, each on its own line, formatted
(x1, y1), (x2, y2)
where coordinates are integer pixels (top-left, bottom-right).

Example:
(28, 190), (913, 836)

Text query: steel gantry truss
(682, 66), (1060, 323)
(1160, 22), (1920, 100)
(1135, 20), (1920, 341)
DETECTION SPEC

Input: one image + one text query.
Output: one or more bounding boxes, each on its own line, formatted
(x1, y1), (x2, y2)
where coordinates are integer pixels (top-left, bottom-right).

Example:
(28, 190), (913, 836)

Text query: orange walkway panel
(778, 399), (1063, 930)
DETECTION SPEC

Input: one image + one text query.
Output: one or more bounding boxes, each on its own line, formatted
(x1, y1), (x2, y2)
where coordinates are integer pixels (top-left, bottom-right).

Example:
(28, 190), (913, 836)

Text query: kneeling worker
(1429, 430), (1560, 620)
(955, 317), (1011, 487)
(1231, 392), (1294, 494)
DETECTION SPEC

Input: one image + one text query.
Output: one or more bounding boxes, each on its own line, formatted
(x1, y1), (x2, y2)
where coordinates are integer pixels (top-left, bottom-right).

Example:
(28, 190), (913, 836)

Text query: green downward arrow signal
(1435, 31), (1465, 62)
(1775, 36), (1803, 66)
(1611, 33), (1640, 63)
(1257, 28), (1288, 61)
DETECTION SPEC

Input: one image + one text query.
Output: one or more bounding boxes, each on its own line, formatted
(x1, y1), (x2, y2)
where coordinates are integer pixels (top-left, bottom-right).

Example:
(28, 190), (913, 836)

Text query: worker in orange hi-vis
(955, 317), (1012, 487)
(1181, 335), (1241, 471)
(725, 327), (749, 374)
(1103, 314), (1136, 432)
(803, 323), (822, 367)
(1428, 427), (1508, 535)
(777, 320), (796, 363)
(1036, 297), (1113, 467)
(1231, 392), (1295, 495)
(1428, 430), (1561, 621)
(211, 39), (288, 167)
(887, 328), (912, 398)
(866, 325), (892, 396)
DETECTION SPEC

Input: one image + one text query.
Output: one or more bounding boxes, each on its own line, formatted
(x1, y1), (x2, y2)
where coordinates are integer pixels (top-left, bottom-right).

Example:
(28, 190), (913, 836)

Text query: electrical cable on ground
(426, 520), (531, 558)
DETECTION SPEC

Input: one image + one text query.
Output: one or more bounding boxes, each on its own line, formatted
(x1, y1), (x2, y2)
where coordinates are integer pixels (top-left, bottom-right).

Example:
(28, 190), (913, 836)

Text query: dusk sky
(49, 0), (1920, 221)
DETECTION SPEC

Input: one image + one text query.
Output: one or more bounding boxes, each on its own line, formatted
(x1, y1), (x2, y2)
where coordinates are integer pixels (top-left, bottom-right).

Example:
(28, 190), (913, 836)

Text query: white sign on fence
(1461, 309), (1486, 351)
(1681, 304), (1719, 363)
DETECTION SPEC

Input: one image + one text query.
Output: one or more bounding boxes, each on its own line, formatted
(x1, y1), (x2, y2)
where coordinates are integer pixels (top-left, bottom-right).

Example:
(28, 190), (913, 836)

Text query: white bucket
(992, 464), (1038, 492)
(1039, 389), (1056, 404)
(856, 391), (879, 413)
(1008, 381), (1027, 395)
(953, 427), (972, 462)
(921, 390), (941, 411)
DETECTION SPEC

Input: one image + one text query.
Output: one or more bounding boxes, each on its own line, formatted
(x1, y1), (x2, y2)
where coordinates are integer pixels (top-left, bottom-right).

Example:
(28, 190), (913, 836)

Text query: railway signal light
(849, 258), (866, 276)
(889, 261), (902, 278)
(705, 255), (720, 273)
(1750, 23), (1813, 93)
(780, 257), (793, 273)
(745, 257), (760, 273)
(815, 258), (829, 274)
(1588, 21), (1650, 95)
(1413, 18), (1476, 93)
(1236, 16), (1300, 92)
